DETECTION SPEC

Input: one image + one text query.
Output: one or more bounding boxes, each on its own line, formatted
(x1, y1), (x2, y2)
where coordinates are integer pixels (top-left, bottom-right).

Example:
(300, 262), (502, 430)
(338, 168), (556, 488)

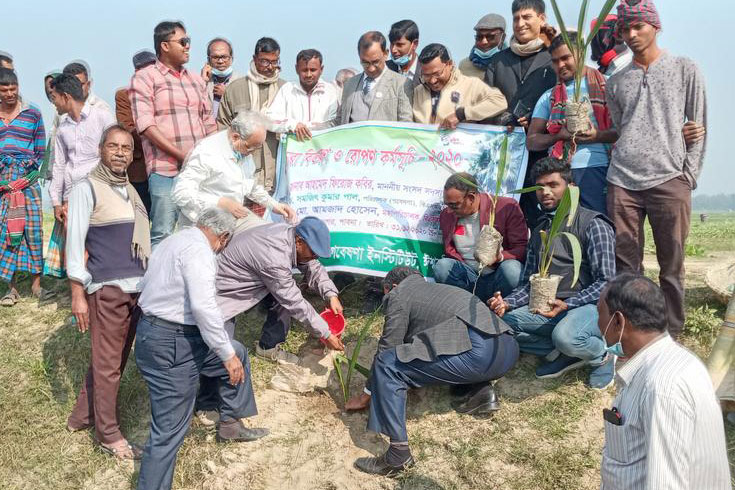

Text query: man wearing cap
(606, 0), (707, 339)
(458, 14), (508, 80)
(215, 216), (345, 362)
(115, 50), (157, 213)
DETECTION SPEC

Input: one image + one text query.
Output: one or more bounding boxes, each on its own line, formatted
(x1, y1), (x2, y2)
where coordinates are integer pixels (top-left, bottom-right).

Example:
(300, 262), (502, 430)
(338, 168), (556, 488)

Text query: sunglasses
(167, 36), (191, 48)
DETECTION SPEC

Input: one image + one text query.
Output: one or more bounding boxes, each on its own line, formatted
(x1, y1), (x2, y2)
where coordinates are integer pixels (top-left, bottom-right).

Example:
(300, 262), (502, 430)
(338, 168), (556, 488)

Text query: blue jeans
(148, 173), (179, 248)
(135, 316), (257, 490)
(503, 304), (605, 363)
(433, 258), (523, 301)
(572, 166), (608, 215)
(368, 329), (519, 442)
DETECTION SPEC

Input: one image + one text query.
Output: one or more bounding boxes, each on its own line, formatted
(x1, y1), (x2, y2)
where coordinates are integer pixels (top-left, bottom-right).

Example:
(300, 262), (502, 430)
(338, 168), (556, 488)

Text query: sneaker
(194, 410), (219, 428)
(589, 356), (616, 390)
(255, 343), (300, 364)
(535, 354), (586, 379)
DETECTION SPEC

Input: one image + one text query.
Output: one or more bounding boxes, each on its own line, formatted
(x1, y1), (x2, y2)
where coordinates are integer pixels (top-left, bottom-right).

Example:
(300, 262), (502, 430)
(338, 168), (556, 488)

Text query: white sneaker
(255, 343), (300, 364)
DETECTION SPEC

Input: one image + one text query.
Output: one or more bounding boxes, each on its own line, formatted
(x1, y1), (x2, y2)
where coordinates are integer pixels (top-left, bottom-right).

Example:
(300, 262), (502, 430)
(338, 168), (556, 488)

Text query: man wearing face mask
(201, 38), (243, 119)
(459, 13), (507, 80)
(386, 20), (421, 88)
(490, 157), (616, 389)
(215, 216), (345, 363)
(597, 273), (731, 489)
(136, 207), (268, 490)
(171, 110), (295, 231)
(217, 37), (285, 203)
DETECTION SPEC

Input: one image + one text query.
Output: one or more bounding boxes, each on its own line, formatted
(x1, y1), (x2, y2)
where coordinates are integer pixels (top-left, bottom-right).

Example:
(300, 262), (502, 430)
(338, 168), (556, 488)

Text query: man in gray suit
(337, 31), (413, 125)
(346, 267), (519, 476)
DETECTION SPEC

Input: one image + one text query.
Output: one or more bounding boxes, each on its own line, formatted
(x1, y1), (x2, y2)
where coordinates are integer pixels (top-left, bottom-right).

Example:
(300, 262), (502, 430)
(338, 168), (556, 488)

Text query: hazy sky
(2, 0), (728, 195)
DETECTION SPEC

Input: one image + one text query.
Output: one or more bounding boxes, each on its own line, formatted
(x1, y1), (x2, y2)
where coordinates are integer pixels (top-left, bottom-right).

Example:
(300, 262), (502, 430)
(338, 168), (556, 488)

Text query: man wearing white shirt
(135, 207), (268, 490)
(266, 49), (339, 141)
(171, 110), (295, 230)
(65, 126), (150, 460)
(598, 273), (731, 489)
(46, 73), (115, 279)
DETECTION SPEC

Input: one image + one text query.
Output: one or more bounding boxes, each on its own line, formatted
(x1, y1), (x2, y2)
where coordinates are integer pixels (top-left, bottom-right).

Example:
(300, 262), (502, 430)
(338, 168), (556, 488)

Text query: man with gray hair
(333, 67), (358, 100)
(136, 207), (268, 490)
(172, 109), (296, 230)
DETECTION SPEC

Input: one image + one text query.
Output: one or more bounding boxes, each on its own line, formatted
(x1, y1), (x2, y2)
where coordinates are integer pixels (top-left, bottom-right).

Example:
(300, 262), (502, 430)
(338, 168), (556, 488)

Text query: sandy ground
(5, 252), (729, 490)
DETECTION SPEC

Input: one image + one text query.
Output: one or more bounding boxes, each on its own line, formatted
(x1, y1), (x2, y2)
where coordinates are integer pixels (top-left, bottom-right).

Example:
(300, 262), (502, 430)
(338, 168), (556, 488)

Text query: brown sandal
(0, 289), (19, 307)
(99, 441), (143, 460)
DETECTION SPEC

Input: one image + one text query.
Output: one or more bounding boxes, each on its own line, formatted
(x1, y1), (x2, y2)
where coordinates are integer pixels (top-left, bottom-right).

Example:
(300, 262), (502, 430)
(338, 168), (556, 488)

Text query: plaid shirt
(506, 215), (616, 310)
(129, 61), (216, 177)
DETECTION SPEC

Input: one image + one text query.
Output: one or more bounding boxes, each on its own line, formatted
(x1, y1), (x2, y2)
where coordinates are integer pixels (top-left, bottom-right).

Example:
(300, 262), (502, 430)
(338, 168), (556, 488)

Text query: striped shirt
(506, 216), (616, 309)
(601, 334), (731, 489)
(129, 60), (216, 177)
(0, 100), (45, 164)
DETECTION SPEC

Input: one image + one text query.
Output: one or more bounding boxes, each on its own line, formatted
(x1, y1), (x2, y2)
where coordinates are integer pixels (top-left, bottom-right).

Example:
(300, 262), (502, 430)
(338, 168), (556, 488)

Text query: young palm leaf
(559, 231), (583, 287)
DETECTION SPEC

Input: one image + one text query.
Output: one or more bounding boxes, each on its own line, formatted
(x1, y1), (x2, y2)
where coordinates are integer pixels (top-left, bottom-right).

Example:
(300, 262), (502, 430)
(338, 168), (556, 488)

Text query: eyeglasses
(256, 58), (280, 68)
(209, 54), (231, 62)
(475, 32), (503, 42)
(443, 193), (470, 210)
(420, 63), (449, 84)
(104, 143), (133, 154)
(166, 36), (191, 48)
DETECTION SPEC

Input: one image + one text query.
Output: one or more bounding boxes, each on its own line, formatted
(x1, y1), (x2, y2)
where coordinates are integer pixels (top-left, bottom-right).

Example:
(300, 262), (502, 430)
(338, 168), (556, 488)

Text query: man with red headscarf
(606, 0), (708, 339)
(590, 15), (632, 77)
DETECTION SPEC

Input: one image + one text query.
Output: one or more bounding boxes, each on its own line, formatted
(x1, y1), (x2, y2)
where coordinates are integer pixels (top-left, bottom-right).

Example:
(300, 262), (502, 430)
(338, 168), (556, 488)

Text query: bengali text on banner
(272, 121), (529, 277)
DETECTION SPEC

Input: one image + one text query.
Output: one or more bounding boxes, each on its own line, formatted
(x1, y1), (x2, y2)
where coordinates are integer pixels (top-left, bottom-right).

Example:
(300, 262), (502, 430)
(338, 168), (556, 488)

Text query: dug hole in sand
(202, 337), (395, 490)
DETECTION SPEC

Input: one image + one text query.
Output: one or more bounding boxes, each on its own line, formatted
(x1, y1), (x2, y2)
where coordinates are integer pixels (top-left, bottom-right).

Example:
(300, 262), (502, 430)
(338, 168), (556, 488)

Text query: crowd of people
(0, 0), (731, 488)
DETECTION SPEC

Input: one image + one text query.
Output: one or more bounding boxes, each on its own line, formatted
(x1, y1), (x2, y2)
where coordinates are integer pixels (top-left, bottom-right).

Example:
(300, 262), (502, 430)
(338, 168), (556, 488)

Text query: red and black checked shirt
(129, 61), (217, 177)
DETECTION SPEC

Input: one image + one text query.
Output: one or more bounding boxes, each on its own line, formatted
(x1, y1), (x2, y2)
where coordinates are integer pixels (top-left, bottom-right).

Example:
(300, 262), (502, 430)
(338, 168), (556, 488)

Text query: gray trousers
(135, 315), (257, 490)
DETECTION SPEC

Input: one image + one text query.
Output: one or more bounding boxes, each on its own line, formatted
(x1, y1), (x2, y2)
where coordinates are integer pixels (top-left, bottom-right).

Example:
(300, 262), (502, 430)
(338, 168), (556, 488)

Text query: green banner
(273, 121), (529, 277)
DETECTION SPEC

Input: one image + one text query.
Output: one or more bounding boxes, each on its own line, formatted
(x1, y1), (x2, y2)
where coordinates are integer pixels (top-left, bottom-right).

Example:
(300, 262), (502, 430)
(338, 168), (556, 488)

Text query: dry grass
(0, 213), (733, 489)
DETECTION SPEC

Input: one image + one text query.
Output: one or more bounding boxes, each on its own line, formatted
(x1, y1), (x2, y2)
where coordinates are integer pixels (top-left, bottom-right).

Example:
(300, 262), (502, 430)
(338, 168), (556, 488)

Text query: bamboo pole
(707, 292), (735, 412)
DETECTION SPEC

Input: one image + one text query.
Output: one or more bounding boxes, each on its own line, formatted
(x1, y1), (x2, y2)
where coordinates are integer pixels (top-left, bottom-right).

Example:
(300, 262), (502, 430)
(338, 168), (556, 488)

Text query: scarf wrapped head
(590, 15), (618, 65)
(616, 0), (661, 39)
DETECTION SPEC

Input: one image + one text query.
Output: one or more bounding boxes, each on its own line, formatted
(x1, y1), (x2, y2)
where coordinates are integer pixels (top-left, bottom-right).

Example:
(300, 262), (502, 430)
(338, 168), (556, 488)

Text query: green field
(0, 213), (733, 489)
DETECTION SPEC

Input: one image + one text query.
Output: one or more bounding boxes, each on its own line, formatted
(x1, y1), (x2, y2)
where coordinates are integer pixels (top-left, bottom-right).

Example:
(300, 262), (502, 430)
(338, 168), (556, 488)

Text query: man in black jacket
(490, 158), (616, 389)
(486, 0), (557, 225)
(346, 267), (519, 476)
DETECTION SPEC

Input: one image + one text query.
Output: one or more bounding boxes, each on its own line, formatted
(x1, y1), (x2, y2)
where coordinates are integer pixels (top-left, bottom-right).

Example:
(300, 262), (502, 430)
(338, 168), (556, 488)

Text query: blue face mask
(472, 46), (501, 60)
(391, 53), (412, 67)
(602, 313), (625, 358)
(211, 65), (233, 77)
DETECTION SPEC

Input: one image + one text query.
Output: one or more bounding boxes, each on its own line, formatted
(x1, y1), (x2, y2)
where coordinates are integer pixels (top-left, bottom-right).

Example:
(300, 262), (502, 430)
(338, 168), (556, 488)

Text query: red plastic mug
(319, 309), (345, 343)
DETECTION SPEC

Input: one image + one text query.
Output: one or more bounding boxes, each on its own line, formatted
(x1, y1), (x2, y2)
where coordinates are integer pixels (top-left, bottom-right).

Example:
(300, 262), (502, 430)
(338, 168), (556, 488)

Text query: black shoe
(453, 384), (501, 415)
(354, 452), (414, 477)
(216, 421), (269, 443)
(449, 383), (478, 399)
